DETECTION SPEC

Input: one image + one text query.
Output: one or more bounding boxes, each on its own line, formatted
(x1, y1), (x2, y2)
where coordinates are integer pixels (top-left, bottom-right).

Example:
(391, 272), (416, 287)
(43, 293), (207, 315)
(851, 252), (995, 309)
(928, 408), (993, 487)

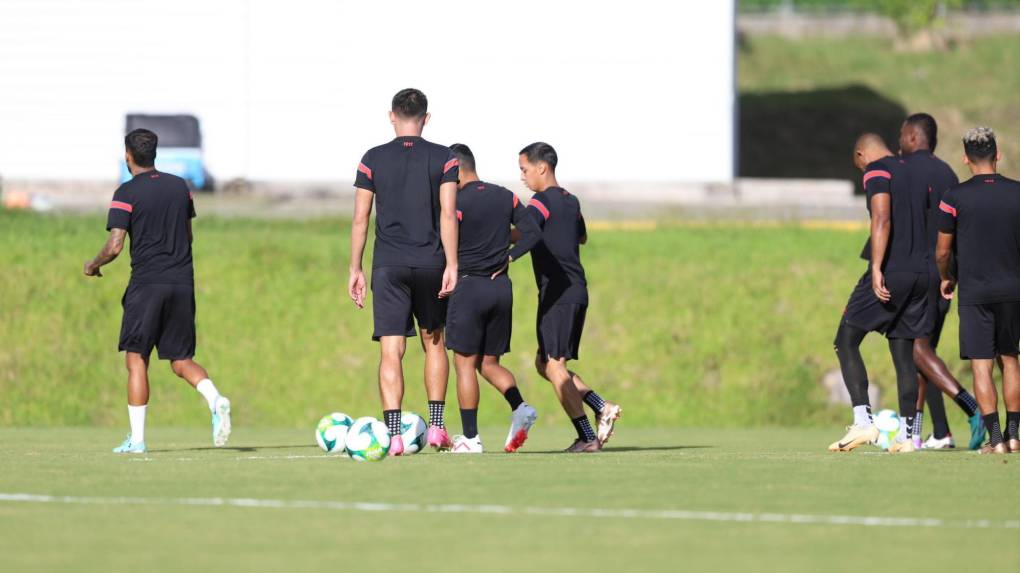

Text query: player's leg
(960, 303), (1004, 452)
(169, 359), (231, 447)
(829, 321), (878, 451)
(913, 337), (983, 449)
(570, 371), (622, 445)
(114, 351), (150, 453)
(479, 355), (537, 452)
(371, 266), (417, 455)
(913, 377), (927, 448)
(973, 358), (1005, 453)
(888, 337), (920, 453)
(1001, 355), (1020, 452)
(451, 351), (483, 453)
(379, 335), (407, 455)
(421, 328), (452, 450)
(543, 356), (598, 452)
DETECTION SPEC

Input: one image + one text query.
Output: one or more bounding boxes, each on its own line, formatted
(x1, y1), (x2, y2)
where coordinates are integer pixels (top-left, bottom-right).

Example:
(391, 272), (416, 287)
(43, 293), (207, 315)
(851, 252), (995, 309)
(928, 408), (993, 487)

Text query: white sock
(853, 405), (872, 427)
(196, 379), (221, 412)
(128, 405), (147, 444)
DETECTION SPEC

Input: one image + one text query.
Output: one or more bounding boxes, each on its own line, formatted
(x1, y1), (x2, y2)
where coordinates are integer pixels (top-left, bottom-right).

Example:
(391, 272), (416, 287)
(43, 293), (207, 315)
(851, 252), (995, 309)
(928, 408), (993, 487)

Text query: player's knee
(169, 360), (188, 377)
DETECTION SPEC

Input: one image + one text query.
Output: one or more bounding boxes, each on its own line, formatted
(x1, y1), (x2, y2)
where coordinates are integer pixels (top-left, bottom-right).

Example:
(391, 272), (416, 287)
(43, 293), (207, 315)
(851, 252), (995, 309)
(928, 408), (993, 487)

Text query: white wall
(0, 0), (735, 184)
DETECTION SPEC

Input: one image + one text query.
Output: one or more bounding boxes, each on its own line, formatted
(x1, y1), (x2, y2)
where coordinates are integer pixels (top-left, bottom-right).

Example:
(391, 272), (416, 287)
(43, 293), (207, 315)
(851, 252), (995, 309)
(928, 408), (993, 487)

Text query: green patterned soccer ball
(874, 409), (901, 450)
(400, 412), (428, 454)
(315, 412), (353, 453)
(345, 416), (391, 462)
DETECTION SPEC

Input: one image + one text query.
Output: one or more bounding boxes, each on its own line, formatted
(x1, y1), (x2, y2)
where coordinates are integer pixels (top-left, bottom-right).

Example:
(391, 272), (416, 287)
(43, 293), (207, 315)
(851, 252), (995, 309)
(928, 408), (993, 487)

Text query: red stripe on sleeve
(862, 170), (891, 187)
(443, 158), (459, 173)
(938, 201), (957, 217)
(513, 194), (519, 208)
(110, 201), (133, 213)
(456, 210), (463, 221)
(528, 198), (550, 220)
(357, 163), (373, 180)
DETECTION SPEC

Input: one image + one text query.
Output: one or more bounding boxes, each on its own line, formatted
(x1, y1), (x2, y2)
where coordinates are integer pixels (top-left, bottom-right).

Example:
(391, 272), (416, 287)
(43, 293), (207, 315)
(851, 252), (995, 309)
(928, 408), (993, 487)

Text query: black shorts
(446, 274), (512, 356)
(537, 303), (586, 361)
(371, 266), (447, 340)
(958, 301), (1020, 360)
(840, 269), (927, 340)
(923, 268), (952, 349)
(119, 282), (196, 360)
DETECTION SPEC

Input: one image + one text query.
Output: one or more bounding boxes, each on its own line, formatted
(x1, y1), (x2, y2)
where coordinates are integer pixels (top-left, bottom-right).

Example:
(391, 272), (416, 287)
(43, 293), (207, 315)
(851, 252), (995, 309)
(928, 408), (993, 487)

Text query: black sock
(1006, 411), (1020, 441)
(503, 387), (524, 412)
(953, 391), (979, 418)
(383, 409), (401, 436)
(983, 413), (1003, 446)
(571, 415), (596, 442)
(582, 390), (606, 414)
(428, 400), (445, 429)
(903, 414), (915, 440)
(925, 388), (951, 439)
(460, 408), (478, 439)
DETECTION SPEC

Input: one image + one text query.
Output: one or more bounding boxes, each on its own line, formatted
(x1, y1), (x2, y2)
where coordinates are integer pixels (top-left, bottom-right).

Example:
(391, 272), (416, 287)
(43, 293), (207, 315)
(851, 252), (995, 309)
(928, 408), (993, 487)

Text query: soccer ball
(345, 416), (391, 462)
(400, 412), (428, 454)
(315, 412), (353, 453)
(874, 409), (901, 450)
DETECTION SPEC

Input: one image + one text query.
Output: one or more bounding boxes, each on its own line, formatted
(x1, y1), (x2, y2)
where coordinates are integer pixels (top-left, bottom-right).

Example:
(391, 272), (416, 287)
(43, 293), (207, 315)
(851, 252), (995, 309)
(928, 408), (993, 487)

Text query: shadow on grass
(740, 84), (907, 192)
(147, 444), (318, 453)
(520, 445), (711, 455)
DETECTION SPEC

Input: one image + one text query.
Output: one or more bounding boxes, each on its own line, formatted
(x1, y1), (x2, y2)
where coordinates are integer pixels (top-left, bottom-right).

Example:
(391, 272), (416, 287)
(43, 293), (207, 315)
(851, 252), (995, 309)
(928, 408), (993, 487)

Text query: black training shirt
(517, 186), (588, 306)
(354, 136), (459, 269)
(937, 173), (1020, 305)
(106, 170), (196, 285)
(455, 181), (541, 276)
(859, 156), (928, 273)
(901, 150), (959, 272)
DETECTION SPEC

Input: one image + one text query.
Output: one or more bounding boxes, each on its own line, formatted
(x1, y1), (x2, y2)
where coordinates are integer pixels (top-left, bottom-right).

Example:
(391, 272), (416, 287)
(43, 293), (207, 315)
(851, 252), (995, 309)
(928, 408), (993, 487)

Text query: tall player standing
(898, 113), (986, 450)
(516, 142), (621, 453)
(84, 129), (231, 453)
(349, 88), (460, 455)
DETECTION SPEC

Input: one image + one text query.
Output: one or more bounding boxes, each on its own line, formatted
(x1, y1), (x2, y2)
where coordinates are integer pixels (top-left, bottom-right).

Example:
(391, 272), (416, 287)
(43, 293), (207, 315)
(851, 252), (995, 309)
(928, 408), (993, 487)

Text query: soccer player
(898, 113), (986, 450)
(84, 129), (231, 454)
(516, 142), (622, 453)
(349, 88), (459, 455)
(829, 133), (928, 453)
(444, 143), (543, 454)
(936, 126), (1020, 454)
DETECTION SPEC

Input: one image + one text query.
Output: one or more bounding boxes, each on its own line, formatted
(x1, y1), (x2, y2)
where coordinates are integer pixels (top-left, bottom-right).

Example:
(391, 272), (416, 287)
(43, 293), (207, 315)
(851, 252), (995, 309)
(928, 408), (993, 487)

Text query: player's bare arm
(438, 180), (458, 298)
(935, 231), (955, 299)
(83, 228), (126, 277)
(348, 187), (374, 309)
(868, 193), (892, 302)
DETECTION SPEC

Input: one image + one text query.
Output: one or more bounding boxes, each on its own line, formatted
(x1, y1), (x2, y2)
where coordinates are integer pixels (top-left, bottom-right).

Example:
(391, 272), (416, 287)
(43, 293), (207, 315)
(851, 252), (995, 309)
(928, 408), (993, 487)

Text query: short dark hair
(963, 126), (997, 163)
(905, 113), (938, 151)
(125, 128), (158, 167)
(391, 88), (428, 119)
(450, 143), (475, 173)
(519, 142), (557, 171)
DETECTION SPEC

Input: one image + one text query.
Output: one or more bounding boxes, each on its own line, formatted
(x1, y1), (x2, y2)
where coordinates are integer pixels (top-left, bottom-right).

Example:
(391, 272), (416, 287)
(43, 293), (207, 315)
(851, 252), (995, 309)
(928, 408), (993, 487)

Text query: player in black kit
(444, 144), (542, 453)
(84, 129), (231, 453)
(516, 142), (621, 453)
(936, 127), (1020, 454)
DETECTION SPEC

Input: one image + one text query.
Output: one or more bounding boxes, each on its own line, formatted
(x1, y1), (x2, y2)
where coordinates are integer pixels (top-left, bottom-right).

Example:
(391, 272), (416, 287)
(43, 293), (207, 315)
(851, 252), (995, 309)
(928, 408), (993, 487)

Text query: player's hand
(871, 269), (891, 303)
(490, 256), (510, 280)
(83, 261), (102, 278)
(348, 268), (366, 309)
(439, 266), (458, 299)
(940, 279), (956, 300)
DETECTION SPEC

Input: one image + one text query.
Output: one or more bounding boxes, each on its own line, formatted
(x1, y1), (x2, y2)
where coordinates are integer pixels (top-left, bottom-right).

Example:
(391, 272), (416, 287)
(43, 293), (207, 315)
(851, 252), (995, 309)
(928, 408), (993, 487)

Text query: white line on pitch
(0, 493), (1016, 530)
(127, 454), (339, 462)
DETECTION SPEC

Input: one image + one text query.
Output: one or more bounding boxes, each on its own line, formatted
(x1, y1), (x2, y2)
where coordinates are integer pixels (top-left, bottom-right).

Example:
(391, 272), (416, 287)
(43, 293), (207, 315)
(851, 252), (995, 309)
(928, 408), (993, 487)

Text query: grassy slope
(739, 35), (1020, 184)
(0, 427), (1016, 572)
(0, 212), (981, 430)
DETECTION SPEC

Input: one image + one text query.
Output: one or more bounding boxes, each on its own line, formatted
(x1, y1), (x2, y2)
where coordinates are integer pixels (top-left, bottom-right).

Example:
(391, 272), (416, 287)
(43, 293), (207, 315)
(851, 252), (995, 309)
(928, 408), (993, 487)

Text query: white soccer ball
(345, 416), (391, 462)
(400, 412), (428, 454)
(874, 409), (901, 450)
(315, 412), (354, 453)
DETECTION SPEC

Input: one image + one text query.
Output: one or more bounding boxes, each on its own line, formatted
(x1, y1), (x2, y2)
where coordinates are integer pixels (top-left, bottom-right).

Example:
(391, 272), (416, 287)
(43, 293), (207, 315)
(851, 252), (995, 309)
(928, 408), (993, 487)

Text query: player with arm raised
(935, 127), (1020, 454)
(348, 88), (459, 455)
(516, 142), (621, 453)
(84, 129), (231, 453)
(444, 143), (543, 453)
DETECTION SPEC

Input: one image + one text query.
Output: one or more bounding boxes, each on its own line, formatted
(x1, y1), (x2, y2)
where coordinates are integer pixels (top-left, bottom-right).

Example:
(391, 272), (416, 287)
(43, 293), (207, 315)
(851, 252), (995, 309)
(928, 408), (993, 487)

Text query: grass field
(0, 427), (1017, 572)
(0, 210), (987, 432)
